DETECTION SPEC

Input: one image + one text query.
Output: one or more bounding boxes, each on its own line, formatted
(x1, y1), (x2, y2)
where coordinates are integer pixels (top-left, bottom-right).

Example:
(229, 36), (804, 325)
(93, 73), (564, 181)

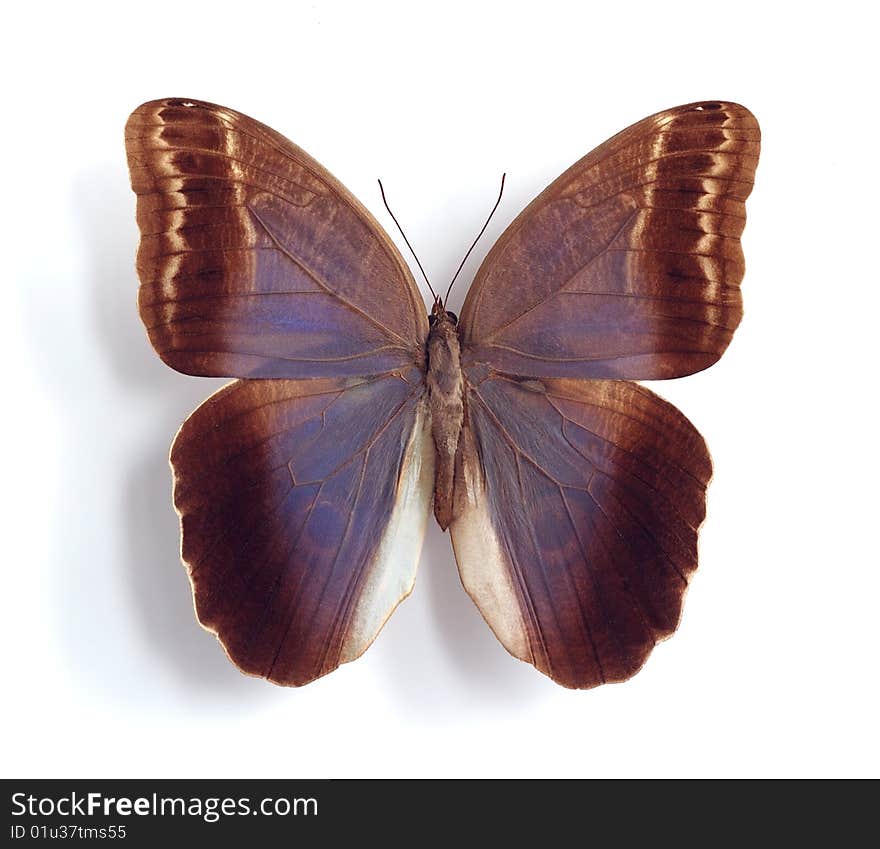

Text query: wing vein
(484, 206), (640, 341)
(247, 200), (412, 347)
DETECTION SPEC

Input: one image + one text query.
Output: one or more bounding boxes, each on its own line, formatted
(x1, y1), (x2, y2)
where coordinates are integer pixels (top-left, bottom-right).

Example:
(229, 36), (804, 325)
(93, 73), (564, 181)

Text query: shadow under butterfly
(124, 98), (759, 689)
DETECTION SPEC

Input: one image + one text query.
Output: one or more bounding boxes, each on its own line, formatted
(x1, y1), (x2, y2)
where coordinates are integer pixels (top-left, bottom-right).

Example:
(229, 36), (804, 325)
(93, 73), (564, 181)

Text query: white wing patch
(339, 403), (435, 663)
(449, 437), (531, 664)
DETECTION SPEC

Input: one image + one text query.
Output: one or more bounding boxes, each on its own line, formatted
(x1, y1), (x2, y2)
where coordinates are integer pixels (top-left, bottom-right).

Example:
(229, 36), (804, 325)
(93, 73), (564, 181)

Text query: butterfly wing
(171, 369), (433, 685)
(458, 101), (759, 379)
(125, 98), (427, 378)
(451, 102), (759, 687)
(126, 99), (434, 684)
(451, 374), (710, 688)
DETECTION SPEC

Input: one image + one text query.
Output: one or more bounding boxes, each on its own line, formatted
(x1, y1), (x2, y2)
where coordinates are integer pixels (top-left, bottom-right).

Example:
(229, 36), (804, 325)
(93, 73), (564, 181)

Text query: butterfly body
(425, 301), (464, 530)
(125, 98), (759, 688)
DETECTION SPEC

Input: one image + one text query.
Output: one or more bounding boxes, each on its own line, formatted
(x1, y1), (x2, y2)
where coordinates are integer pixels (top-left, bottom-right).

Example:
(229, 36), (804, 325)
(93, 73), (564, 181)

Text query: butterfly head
(428, 297), (458, 328)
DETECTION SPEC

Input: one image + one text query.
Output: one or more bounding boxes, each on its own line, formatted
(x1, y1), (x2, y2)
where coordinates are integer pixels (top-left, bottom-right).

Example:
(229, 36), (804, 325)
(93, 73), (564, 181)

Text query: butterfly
(125, 98), (759, 688)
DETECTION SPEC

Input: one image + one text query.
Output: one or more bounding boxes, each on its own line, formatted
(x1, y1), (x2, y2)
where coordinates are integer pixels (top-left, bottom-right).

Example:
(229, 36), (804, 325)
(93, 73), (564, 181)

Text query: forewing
(126, 98), (427, 378)
(171, 369), (433, 685)
(450, 371), (711, 688)
(459, 101), (759, 380)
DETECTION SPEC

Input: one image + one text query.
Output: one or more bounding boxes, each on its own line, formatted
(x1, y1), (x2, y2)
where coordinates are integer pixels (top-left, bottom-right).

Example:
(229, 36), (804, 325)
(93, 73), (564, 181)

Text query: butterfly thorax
(426, 303), (464, 531)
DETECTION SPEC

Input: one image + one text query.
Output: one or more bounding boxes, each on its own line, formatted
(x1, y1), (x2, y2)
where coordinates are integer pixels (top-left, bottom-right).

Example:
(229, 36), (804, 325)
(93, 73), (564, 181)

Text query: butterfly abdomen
(426, 308), (464, 530)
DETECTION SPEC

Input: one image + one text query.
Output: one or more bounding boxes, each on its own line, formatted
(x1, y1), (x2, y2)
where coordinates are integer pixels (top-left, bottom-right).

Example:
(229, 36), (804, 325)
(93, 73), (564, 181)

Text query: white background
(4, 0), (877, 778)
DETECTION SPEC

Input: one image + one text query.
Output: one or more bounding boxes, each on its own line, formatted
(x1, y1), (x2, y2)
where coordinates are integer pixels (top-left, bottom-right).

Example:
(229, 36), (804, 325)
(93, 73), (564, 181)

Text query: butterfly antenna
(444, 173), (506, 304)
(378, 179), (437, 300)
